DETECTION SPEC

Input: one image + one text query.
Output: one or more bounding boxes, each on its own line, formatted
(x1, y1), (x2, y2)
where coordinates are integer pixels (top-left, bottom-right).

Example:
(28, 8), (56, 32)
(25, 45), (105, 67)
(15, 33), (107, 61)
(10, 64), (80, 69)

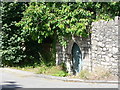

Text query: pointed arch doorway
(72, 43), (82, 75)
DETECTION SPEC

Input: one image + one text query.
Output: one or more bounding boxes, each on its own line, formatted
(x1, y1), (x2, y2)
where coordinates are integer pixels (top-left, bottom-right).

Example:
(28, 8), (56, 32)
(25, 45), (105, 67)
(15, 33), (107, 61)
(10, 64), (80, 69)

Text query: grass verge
(11, 66), (118, 80)
(11, 65), (68, 77)
(69, 67), (118, 80)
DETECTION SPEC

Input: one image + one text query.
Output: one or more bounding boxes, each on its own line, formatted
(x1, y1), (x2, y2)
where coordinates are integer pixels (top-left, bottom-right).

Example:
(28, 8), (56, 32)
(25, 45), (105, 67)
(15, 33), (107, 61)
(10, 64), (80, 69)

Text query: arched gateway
(72, 43), (82, 75)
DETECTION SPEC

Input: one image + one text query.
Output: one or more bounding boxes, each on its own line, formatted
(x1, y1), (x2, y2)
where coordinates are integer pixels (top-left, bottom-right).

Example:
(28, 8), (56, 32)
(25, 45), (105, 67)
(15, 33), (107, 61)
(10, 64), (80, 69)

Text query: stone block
(101, 55), (106, 58)
(98, 42), (104, 47)
(105, 56), (110, 61)
(110, 57), (115, 61)
(113, 55), (118, 58)
(101, 62), (110, 66)
(92, 40), (98, 45)
(102, 51), (106, 55)
(101, 59), (106, 62)
(112, 47), (118, 53)
(106, 45), (111, 48)
(97, 51), (101, 54)
(107, 20), (114, 27)
(106, 39), (112, 42)
(108, 48), (112, 52)
(97, 47), (102, 51)
(112, 44), (116, 47)
(103, 48), (107, 51)
(108, 53), (112, 57)
(92, 53), (96, 58)
(115, 16), (119, 26)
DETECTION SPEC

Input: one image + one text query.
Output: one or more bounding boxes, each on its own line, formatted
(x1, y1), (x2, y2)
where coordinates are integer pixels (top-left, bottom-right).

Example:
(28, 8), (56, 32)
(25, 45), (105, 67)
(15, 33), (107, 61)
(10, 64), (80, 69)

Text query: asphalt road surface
(0, 68), (118, 88)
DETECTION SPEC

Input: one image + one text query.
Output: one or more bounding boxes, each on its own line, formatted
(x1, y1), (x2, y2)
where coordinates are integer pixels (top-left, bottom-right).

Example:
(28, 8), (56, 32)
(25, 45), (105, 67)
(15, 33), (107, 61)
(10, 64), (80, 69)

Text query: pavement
(0, 68), (119, 88)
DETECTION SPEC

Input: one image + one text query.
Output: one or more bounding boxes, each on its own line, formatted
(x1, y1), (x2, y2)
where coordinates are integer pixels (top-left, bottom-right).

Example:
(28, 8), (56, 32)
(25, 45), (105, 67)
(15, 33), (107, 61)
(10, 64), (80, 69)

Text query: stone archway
(56, 36), (91, 75)
(65, 37), (83, 75)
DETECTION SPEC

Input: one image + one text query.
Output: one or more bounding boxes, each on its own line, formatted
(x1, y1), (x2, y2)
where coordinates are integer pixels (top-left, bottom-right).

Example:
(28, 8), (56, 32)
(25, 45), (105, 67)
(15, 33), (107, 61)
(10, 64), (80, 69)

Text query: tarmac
(1, 68), (119, 84)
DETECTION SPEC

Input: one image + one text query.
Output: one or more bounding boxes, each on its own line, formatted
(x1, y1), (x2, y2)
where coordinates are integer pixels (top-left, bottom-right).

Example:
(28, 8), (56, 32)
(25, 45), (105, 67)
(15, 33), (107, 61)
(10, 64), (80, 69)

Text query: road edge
(1, 68), (119, 84)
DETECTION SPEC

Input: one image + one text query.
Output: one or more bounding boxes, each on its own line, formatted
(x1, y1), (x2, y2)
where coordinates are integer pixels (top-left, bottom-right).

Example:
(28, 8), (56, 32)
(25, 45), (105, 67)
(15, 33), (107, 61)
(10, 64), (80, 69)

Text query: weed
(78, 70), (90, 79)
(88, 66), (111, 80)
(14, 64), (69, 77)
(69, 67), (113, 80)
(36, 65), (68, 77)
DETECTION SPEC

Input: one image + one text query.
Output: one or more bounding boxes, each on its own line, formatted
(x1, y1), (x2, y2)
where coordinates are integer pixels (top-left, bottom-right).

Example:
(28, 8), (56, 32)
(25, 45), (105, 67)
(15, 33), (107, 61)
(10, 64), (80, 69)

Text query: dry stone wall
(56, 16), (120, 75)
(91, 16), (119, 75)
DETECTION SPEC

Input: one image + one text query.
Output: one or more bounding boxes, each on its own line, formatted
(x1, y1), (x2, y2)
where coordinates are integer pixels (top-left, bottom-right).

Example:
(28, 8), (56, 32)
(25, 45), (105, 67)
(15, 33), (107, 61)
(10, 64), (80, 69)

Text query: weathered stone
(104, 56), (110, 61)
(98, 42), (104, 47)
(106, 39), (112, 41)
(113, 55), (118, 58)
(108, 48), (112, 52)
(108, 53), (112, 57)
(103, 48), (107, 51)
(112, 44), (116, 47)
(102, 51), (106, 55)
(101, 59), (106, 62)
(106, 45), (112, 48)
(101, 62), (110, 66)
(112, 47), (118, 53)
(56, 16), (119, 76)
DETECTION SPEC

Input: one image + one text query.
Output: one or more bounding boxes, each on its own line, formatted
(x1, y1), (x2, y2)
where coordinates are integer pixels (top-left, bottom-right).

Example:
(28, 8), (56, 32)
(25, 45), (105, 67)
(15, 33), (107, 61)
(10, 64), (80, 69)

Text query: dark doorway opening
(72, 43), (82, 75)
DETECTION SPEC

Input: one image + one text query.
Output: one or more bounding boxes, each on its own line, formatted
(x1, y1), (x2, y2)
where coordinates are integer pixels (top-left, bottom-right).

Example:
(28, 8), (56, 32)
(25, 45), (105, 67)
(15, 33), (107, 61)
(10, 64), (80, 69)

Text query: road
(0, 68), (118, 88)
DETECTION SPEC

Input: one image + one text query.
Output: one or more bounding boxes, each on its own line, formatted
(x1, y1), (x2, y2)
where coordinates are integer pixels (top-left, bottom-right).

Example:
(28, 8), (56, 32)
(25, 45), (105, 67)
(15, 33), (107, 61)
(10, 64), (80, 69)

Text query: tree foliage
(17, 2), (120, 46)
(1, 2), (28, 66)
(17, 3), (92, 45)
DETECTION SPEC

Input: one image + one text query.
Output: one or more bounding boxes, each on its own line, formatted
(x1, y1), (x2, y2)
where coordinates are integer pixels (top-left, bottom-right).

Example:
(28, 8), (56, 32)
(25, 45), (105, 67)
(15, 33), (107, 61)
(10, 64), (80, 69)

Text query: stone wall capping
(115, 16), (119, 26)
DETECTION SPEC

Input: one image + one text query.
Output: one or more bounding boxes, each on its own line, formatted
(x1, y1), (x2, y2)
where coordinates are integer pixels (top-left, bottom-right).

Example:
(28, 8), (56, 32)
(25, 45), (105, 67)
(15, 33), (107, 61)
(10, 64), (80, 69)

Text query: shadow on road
(1, 81), (22, 90)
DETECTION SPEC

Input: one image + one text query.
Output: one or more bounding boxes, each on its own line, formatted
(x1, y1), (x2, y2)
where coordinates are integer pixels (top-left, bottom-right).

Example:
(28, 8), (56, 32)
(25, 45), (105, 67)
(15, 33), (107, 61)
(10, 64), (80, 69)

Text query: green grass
(36, 65), (68, 77)
(11, 65), (68, 77)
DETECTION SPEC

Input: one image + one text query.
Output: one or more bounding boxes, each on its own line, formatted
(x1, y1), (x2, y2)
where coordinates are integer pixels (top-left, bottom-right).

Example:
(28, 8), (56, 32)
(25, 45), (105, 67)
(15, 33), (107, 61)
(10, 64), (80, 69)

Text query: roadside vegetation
(69, 67), (118, 80)
(11, 65), (118, 80)
(11, 64), (68, 77)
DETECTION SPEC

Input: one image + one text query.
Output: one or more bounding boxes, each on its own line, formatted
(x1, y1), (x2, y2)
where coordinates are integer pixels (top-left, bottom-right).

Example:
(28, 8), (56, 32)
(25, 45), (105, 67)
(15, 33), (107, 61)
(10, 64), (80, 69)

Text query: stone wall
(56, 16), (120, 75)
(56, 36), (91, 74)
(91, 16), (119, 75)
